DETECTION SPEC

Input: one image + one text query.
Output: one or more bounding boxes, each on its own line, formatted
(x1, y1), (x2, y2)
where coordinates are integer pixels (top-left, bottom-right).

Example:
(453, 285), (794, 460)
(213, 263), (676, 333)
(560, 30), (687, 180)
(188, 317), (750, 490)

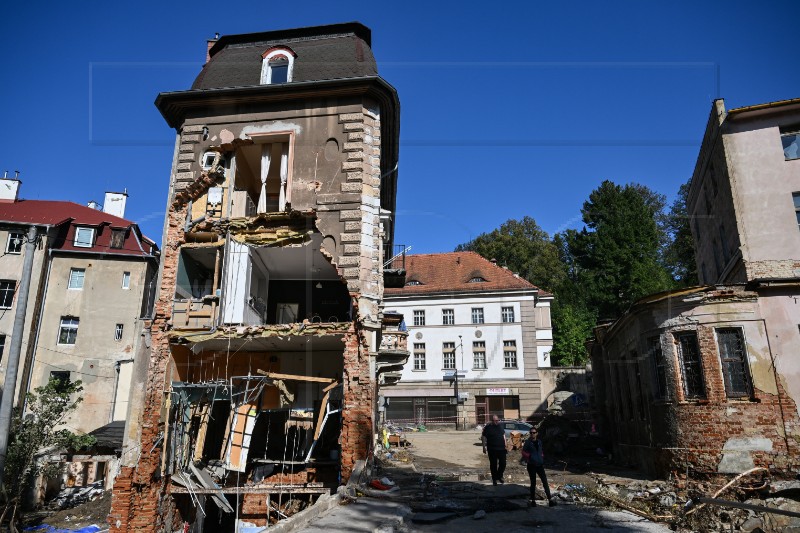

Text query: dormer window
(405, 280), (423, 286)
(74, 227), (95, 248)
(260, 47), (296, 85)
(468, 277), (486, 283)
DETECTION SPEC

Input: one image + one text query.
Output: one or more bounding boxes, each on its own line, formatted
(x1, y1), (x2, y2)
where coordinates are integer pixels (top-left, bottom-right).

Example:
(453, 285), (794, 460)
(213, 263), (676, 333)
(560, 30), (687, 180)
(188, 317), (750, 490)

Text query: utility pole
(0, 225), (38, 490)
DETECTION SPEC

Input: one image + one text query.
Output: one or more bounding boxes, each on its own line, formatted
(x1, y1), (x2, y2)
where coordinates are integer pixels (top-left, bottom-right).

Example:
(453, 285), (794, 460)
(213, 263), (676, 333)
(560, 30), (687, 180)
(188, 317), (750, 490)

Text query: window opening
(413, 343), (426, 370)
(503, 340), (517, 368)
(471, 308), (484, 324)
(68, 268), (85, 290)
(793, 193), (800, 229)
(716, 328), (753, 397)
(49, 371), (71, 392)
(442, 342), (456, 370)
(676, 332), (705, 399)
(468, 277), (486, 283)
(413, 310), (425, 326)
(782, 127), (800, 160)
(6, 232), (23, 254)
(0, 334), (5, 364)
(648, 336), (668, 400)
(58, 317), (79, 345)
(501, 306), (515, 323)
(110, 229), (125, 249)
(473, 341), (486, 369)
(0, 281), (15, 308)
(115, 323), (124, 342)
(442, 308), (454, 325)
(74, 227), (95, 248)
(122, 271), (131, 289)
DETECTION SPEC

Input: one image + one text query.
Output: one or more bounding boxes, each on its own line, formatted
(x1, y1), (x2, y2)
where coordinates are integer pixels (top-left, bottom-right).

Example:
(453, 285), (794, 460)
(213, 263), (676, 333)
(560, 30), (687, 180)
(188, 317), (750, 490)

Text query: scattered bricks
(339, 210), (361, 221)
(343, 244), (360, 255)
(340, 233), (360, 243)
(341, 182), (362, 193)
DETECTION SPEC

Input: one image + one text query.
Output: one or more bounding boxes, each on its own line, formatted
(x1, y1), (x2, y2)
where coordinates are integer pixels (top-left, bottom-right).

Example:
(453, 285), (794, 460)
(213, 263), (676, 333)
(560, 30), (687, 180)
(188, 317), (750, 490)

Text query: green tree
(565, 180), (674, 320)
(1, 378), (95, 531)
(550, 301), (595, 366)
(456, 216), (565, 292)
(664, 182), (698, 286)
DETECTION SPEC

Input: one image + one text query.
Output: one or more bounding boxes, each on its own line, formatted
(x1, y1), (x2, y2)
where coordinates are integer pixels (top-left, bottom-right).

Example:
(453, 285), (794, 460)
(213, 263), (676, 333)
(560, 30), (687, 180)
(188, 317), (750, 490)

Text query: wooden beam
(313, 391), (331, 441)
(321, 381), (340, 393)
(256, 370), (335, 384)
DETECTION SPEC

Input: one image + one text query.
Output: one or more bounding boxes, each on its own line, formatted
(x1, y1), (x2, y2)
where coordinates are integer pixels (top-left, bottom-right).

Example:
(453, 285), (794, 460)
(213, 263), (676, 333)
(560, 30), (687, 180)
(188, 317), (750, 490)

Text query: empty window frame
(716, 327), (753, 397)
(471, 308), (484, 324)
(0, 334), (5, 363)
(58, 317), (79, 345)
(503, 340), (517, 368)
(648, 336), (669, 400)
(49, 371), (71, 392)
(110, 229), (125, 249)
(122, 271), (131, 290)
(442, 308), (454, 325)
(413, 343), (426, 370)
(114, 323), (124, 342)
(676, 332), (705, 399)
(74, 227), (95, 248)
(473, 341), (486, 369)
(781, 126), (800, 160)
(501, 306), (515, 323)
(413, 309), (425, 326)
(6, 232), (23, 254)
(68, 268), (85, 290)
(793, 193), (800, 229)
(0, 281), (15, 308)
(442, 342), (456, 370)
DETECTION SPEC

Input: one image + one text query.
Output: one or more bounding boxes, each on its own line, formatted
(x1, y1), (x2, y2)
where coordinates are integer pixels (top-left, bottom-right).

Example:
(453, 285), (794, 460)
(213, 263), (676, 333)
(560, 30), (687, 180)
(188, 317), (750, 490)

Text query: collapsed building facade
(590, 98), (800, 478)
(110, 23), (402, 532)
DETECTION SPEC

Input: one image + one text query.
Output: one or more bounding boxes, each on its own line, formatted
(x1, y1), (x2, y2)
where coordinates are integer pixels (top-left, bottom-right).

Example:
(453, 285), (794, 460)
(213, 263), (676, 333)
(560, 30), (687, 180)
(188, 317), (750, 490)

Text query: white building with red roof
(382, 251), (552, 427)
(0, 177), (158, 453)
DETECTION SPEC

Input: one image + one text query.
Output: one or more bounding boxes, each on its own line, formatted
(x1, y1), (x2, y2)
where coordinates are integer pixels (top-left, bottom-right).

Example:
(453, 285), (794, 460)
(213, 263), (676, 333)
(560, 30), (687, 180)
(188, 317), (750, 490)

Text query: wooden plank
(189, 463), (235, 513)
(321, 381), (340, 393)
(193, 403), (210, 462)
(313, 391), (331, 441)
(256, 370), (335, 384)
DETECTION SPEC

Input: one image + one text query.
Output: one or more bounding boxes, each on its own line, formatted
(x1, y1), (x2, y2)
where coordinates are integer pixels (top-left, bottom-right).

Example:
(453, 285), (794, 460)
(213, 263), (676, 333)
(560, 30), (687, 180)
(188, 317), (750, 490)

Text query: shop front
(474, 387), (519, 424)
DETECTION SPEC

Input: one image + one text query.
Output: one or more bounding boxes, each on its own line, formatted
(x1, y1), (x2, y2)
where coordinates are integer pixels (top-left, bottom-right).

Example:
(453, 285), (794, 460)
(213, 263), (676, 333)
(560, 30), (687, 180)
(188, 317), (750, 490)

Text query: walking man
(481, 415), (507, 485)
(523, 427), (554, 506)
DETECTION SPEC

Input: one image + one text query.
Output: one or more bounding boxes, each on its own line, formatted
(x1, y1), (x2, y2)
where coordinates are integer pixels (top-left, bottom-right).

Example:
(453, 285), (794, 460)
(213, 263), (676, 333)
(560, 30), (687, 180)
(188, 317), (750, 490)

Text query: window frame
(0, 334), (5, 364)
(793, 192), (800, 230)
(58, 316), (79, 345)
(471, 307), (484, 325)
(413, 309), (425, 327)
(472, 341), (486, 370)
(442, 342), (456, 370)
(781, 128), (800, 161)
(260, 48), (295, 85)
(503, 340), (517, 369)
(73, 227), (95, 248)
(442, 308), (454, 326)
(114, 323), (124, 342)
(68, 268), (86, 290)
(122, 271), (131, 290)
(413, 343), (426, 371)
(501, 306), (515, 323)
(110, 229), (125, 249)
(647, 336), (669, 400)
(675, 332), (705, 399)
(715, 327), (754, 398)
(5, 232), (23, 254)
(0, 280), (15, 309)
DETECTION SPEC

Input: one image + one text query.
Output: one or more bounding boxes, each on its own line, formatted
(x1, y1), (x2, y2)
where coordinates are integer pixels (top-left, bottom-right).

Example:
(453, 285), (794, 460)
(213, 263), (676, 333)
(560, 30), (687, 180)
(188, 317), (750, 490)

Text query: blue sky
(1, 1), (797, 253)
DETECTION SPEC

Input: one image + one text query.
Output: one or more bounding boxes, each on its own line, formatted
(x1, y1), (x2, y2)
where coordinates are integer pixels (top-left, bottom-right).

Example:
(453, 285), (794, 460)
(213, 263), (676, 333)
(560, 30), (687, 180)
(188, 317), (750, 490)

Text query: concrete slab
(301, 498), (411, 532)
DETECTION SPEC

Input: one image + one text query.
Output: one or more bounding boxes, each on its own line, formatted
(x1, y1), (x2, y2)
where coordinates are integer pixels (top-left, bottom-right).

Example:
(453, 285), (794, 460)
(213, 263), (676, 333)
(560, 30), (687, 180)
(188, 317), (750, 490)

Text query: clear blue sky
(1, 1), (797, 253)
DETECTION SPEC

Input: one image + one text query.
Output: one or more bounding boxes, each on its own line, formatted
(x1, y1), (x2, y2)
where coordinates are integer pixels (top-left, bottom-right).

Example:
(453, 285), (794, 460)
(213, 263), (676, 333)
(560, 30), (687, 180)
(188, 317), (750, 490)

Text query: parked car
(501, 420), (532, 438)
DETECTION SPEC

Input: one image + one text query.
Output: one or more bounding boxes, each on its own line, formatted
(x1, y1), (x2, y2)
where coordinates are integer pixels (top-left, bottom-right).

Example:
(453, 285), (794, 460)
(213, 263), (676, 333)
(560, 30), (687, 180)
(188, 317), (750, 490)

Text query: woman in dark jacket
(522, 427), (554, 506)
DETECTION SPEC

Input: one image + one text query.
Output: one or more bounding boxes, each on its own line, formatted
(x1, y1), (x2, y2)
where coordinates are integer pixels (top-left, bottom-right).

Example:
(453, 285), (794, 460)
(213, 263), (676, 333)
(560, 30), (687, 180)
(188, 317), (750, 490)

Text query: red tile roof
(385, 252), (538, 296)
(0, 199), (157, 257)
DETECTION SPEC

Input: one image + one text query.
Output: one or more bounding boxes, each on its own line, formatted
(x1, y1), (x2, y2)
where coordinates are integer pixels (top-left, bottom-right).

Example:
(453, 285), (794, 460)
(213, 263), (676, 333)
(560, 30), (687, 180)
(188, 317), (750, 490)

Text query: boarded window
(676, 332), (705, 399)
(716, 328), (753, 397)
(110, 229), (125, 249)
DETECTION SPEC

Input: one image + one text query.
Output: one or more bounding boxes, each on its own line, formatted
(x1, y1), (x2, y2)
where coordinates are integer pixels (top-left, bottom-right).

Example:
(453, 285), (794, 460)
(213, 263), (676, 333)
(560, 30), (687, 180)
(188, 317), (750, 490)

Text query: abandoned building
(0, 180), (158, 495)
(109, 23), (403, 532)
(381, 252), (553, 427)
(589, 97), (800, 478)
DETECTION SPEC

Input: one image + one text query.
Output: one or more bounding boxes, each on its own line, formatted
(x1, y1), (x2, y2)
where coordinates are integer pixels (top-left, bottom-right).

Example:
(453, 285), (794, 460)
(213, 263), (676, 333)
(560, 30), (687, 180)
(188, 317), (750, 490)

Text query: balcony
(383, 244), (408, 288)
(377, 311), (409, 386)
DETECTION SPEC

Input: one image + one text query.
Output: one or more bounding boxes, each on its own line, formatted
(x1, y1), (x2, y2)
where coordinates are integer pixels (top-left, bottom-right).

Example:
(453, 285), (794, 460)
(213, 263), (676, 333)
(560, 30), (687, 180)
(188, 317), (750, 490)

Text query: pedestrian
(522, 427), (554, 506)
(481, 415), (507, 485)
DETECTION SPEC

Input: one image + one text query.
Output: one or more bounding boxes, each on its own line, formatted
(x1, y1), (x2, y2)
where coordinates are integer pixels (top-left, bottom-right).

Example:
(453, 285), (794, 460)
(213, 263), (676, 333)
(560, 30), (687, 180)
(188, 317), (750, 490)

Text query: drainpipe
(0, 225), (39, 490)
(21, 246), (54, 415)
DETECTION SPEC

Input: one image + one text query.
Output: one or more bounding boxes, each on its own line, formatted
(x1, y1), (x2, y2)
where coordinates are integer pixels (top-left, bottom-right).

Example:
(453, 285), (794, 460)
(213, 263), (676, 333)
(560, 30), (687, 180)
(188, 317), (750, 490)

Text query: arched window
(261, 47), (296, 85)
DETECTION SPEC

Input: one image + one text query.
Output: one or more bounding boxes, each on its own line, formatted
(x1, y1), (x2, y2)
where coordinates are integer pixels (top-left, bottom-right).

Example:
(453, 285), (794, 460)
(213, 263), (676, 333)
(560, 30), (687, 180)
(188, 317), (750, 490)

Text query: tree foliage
(1, 378), (95, 530)
(664, 182), (698, 286)
(456, 216), (565, 293)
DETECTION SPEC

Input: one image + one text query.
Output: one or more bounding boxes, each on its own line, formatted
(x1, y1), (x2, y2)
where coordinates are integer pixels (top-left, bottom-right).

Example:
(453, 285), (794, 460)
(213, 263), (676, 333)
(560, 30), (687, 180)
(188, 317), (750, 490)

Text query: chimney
(103, 190), (128, 218)
(0, 171), (21, 201)
(206, 32), (220, 64)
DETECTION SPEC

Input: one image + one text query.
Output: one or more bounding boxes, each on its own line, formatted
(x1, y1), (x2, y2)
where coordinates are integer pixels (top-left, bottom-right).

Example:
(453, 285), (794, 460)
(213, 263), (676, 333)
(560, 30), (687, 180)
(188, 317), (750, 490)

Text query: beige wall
(30, 255), (151, 434)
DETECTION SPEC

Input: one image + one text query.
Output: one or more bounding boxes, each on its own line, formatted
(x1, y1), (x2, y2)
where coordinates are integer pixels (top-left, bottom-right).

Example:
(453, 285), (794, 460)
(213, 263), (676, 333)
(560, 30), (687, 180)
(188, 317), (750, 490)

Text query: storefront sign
(486, 387), (510, 395)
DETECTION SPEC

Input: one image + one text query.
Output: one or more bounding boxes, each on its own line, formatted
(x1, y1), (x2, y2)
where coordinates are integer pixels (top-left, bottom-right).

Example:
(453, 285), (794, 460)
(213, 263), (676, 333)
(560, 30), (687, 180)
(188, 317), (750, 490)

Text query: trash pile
(46, 481), (105, 511)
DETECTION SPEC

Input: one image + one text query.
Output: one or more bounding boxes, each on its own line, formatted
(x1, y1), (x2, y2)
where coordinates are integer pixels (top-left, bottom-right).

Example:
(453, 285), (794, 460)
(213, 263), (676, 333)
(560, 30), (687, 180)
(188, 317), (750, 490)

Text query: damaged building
(110, 23), (403, 532)
(590, 98), (800, 478)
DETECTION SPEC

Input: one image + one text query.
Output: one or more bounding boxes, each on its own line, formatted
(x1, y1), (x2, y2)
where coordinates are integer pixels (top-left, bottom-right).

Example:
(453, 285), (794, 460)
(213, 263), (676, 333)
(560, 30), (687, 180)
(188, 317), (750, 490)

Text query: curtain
(278, 143), (289, 211)
(257, 144), (271, 214)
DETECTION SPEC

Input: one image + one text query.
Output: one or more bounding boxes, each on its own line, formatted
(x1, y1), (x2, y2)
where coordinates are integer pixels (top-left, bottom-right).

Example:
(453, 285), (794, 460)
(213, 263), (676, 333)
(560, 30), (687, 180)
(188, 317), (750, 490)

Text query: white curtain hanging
(257, 144), (271, 214)
(278, 143), (289, 211)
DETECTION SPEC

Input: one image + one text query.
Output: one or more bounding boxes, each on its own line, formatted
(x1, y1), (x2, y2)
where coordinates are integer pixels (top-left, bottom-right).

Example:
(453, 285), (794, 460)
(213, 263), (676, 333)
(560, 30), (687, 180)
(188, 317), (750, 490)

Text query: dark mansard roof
(192, 22), (378, 90)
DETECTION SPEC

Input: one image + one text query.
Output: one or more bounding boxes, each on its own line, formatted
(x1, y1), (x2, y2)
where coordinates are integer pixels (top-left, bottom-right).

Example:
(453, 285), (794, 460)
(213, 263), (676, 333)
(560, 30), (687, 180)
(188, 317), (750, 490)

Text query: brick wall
(339, 330), (373, 481)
